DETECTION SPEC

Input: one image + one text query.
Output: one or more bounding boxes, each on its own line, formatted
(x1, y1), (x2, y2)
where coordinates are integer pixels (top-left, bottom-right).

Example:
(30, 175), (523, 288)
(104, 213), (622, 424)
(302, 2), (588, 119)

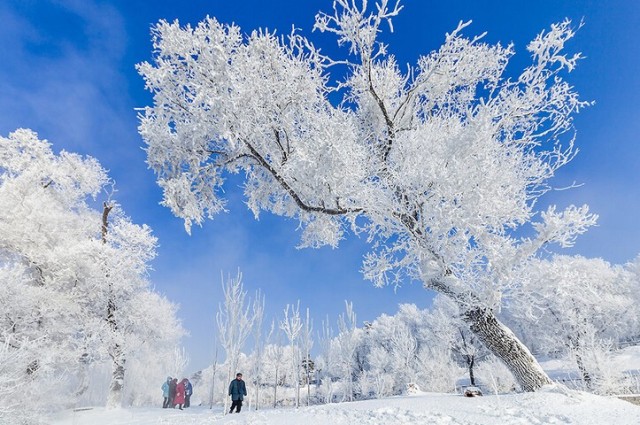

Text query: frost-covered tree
(300, 307), (314, 405)
(99, 202), (161, 407)
(280, 302), (303, 407)
(426, 297), (490, 387)
(317, 317), (336, 403)
(0, 130), (109, 390)
(121, 293), (184, 406)
(0, 129), (183, 412)
(336, 301), (359, 401)
(263, 322), (285, 408)
(138, 0), (595, 391)
(361, 302), (464, 394)
(216, 270), (254, 411)
(622, 256), (640, 343)
(505, 255), (637, 392)
(250, 290), (266, 410)
(0, 333), (38, 423)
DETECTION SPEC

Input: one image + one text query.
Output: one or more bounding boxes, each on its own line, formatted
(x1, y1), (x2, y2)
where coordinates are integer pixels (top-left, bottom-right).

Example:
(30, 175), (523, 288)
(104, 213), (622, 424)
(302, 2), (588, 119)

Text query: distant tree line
(199, 261), (640, 410)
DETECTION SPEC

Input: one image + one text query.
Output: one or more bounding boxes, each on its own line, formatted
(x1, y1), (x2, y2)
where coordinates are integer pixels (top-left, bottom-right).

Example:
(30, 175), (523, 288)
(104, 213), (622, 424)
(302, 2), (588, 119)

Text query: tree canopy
(138, 0), (596, 391)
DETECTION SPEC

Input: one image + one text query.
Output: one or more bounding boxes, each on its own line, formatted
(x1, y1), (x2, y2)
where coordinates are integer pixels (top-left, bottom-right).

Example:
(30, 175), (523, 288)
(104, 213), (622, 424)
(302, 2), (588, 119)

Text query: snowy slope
(46, 385), (640, 425)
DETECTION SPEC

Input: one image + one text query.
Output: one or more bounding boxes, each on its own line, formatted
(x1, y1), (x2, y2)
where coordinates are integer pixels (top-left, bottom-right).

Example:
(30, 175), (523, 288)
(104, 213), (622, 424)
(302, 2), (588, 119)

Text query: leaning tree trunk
(463, 307), (552, 391)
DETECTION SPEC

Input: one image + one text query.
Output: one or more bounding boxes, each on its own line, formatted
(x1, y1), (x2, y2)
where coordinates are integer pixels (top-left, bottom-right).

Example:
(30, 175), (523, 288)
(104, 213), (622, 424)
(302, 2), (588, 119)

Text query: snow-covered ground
(42, 346), (640, 424)
(46, 385), (640, 425)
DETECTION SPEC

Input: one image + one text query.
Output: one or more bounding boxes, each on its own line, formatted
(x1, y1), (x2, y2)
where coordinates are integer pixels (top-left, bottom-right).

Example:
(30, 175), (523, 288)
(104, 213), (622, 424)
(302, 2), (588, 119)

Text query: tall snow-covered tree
(0, 129), (183, 412)
(0, 129), (110, 412)
(280, 302), (303, 407)
(263, 322), (285, 408)
(138, 0), (596, 391)
(336, 301), (359, 401)
(317, 317), (336, 403)
(300, 307), (314, 406)
(250, 290), (266, 410)
(216, 270), (254, 411)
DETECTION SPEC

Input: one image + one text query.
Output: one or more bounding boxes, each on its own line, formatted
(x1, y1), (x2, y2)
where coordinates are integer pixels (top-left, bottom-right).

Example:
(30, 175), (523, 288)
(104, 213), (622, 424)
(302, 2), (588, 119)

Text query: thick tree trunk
(463, 307), (552, 392)
(107, 344), (126, 408)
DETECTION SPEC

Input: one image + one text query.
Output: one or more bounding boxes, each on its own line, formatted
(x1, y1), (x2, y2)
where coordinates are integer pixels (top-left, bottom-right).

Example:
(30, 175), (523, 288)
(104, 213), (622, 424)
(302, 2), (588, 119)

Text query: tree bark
(107, 343), (126, 408)
(569, 333), (593, 390)
(575, 351), (592, 390)
(463, 307), (552, 392)
(273, 366), (278, 408)
(467, 355), (476, 387)
(102, 202), (126, 408)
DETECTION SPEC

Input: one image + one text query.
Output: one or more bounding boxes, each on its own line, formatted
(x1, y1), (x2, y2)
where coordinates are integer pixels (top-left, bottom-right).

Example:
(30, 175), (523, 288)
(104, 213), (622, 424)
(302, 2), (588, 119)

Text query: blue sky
(1, 0), (638, 372)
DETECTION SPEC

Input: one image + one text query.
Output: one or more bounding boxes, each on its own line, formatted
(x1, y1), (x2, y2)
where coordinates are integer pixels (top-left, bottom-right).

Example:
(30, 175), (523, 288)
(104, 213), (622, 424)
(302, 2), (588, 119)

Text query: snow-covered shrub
(416, 347), (463, 393)
(475, 357), (518, 394)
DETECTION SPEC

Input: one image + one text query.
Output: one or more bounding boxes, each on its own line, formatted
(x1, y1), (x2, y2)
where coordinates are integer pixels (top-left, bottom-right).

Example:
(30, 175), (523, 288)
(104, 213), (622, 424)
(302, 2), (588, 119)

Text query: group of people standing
(160, 372), (247, 413)
(161, 377), (193, 410)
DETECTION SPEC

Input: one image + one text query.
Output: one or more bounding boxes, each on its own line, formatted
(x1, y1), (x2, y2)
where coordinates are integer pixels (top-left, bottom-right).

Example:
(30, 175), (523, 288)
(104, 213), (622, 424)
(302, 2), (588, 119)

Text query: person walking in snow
(228, 372), (247, 413)
(184, 378), (193, 408)
(161, 376), (172, 408)
(174, 378), (186, 410)
(169, 377), (178, 408)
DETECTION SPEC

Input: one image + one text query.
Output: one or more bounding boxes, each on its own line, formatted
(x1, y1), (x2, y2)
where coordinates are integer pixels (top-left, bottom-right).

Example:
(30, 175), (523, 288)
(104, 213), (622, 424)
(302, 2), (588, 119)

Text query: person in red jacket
(174, 378), (186, 410)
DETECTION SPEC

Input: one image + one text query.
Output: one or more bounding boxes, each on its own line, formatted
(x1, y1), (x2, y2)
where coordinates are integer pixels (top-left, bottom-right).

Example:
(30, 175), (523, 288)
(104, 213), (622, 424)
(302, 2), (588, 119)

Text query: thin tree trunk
(306, 366), (310, 406)
(467, 355), (476, 386)
(273, 366), (278, 408)
(463, 307), (552, 392)
(102, 202), (126, 408)
(575, 352), (592, 390)
(224, 367), (231, 414)
(569, 334), (593, 390)
(209, 345), (218, 409)
(254, 349), (260, 410)
(295, 358), (300, 408)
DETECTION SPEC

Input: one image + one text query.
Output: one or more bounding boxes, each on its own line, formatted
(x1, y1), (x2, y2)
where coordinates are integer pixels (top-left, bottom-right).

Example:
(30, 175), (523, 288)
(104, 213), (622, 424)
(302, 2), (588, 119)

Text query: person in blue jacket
(228, 372), (247, 413)
(161, 376), (172, 408)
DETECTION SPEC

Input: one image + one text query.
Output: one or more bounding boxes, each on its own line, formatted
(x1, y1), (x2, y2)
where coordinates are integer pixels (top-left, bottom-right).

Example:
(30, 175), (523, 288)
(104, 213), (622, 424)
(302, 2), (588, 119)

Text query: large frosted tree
(138, 0), (596, 391)
(0, 129), (183, 411)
